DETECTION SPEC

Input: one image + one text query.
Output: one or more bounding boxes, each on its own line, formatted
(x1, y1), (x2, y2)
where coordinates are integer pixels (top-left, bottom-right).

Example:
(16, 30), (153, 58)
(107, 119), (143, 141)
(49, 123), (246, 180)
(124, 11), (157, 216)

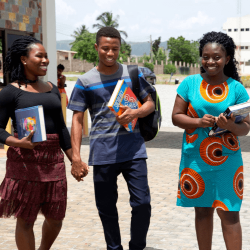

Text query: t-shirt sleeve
(176, 77), (190, 102)
(138, 68), (155, 100)
(235, 81), (249, 104)
(67, 78), (88, 112)
(0, 86), (14, 144)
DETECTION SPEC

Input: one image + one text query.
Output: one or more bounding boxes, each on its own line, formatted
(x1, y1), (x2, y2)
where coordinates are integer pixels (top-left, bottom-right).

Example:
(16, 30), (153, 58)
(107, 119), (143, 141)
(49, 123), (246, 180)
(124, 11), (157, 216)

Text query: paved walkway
(0, 127), (250, 249)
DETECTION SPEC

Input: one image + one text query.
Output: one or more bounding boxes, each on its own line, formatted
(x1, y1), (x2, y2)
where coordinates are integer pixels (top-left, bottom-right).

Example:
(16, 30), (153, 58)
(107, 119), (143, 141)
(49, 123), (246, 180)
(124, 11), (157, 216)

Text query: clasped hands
(71, 160), (89, 182)
(199, 113), (235, 129)
(116, 106), (138, 125)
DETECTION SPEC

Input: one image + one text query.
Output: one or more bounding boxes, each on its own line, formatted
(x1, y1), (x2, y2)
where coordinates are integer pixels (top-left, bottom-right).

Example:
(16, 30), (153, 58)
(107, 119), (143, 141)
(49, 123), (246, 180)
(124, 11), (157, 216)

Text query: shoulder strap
(127, 65), (140, 100)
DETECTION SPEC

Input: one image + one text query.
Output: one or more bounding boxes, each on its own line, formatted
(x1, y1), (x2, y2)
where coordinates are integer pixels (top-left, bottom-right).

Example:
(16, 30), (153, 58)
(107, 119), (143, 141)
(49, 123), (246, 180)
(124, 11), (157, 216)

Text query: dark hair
(199, 31), (240, 82)
(57, 64), (65, 70)
(96, 27), (121, 45)
(4, 36), (42, 82)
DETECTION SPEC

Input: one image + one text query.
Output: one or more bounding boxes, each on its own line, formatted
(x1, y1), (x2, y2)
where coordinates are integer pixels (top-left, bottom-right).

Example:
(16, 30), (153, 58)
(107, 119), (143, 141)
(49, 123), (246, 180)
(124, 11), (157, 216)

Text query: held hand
(215, 113), (235, 130)
(199, 114), (216, 128)
(116, 106), (137, 125)
(18, 131), (39, 149)
(71, 160), (89, 182)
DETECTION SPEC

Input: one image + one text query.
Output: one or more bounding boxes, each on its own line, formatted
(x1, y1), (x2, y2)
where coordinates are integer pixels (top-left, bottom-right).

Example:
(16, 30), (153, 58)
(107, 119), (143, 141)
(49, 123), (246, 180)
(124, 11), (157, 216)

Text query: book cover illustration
(209, 101), (250, 136)
(15, 105), (47, 142)
(107, 79), (142, 132)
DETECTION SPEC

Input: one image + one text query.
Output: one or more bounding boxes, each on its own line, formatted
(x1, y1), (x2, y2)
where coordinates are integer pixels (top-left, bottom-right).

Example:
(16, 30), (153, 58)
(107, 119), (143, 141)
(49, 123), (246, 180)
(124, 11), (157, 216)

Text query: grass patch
(243, 80), (250, 88)
(156, 74), (188, 85)
(241, 76), (250, 88)
(66, 77), (78, 81)
(64, 72), (85, 75)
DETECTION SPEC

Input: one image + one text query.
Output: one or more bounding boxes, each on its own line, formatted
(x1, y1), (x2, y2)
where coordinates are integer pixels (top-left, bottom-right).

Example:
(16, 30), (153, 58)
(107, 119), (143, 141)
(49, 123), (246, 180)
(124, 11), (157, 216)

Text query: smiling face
(95, 36), (120, 69)
(201, 43), (230, 77)
(21, 43), (49, 79)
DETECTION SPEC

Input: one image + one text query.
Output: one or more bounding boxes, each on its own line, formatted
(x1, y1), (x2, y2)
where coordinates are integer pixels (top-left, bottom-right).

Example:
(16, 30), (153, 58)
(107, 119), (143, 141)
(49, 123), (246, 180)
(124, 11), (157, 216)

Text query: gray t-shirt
(68, 64), (155, 165)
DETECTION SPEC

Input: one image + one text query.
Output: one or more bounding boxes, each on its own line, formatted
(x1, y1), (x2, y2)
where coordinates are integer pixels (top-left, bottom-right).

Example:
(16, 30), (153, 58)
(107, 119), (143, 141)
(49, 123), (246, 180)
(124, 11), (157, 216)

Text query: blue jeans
(93, 158), (151, 250)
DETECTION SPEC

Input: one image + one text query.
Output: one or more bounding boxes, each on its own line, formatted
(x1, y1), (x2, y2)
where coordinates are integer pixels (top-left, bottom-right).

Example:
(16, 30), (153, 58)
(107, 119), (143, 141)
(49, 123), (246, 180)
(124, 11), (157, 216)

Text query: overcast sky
(55, 0), (250, 42)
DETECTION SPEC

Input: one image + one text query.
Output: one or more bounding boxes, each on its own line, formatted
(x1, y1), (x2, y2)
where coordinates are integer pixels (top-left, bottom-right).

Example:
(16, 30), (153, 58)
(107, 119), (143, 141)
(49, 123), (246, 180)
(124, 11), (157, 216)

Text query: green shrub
(144, 62), (154, 72)
(178, 66), (190, 75)
(164, 64), (176, 74)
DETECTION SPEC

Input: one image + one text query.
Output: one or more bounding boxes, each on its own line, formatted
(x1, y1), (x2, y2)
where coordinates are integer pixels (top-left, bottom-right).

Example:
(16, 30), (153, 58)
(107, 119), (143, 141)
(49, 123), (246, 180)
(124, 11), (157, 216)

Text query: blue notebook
(15, 105), (47, 142)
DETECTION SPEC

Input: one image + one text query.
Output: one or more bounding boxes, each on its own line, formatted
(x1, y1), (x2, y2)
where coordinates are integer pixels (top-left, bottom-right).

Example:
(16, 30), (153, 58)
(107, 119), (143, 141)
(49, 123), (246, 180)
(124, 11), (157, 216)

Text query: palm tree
(71, 25), (88, 39)
(92, 12), (127, 39)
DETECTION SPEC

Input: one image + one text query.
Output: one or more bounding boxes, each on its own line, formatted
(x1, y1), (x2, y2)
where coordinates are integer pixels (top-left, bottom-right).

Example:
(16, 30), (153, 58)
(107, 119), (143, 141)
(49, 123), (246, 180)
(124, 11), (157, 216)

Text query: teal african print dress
(176, 74), (249, 211)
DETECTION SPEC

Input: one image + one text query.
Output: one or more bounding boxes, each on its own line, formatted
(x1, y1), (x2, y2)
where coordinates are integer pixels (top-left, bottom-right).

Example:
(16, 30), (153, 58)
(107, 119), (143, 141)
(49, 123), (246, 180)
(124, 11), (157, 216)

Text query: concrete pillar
(161, 60), (163, 65)
(142, 59), (145, 64)
(68, 52), (72, 72)
(175, 61), (177, 67)
(42, 0), (57, 84)
(135, 57), (138, 63)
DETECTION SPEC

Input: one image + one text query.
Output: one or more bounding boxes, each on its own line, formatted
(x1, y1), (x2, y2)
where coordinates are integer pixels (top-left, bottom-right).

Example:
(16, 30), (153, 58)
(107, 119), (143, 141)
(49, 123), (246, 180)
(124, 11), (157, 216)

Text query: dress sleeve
(235, 81), (249, 104)
(176, 76), (190, 102)
(0, 86), (15, 144)
(67, 78), (88, 112)
(137, 68), (155, 100)
(53, 86), (71, 151)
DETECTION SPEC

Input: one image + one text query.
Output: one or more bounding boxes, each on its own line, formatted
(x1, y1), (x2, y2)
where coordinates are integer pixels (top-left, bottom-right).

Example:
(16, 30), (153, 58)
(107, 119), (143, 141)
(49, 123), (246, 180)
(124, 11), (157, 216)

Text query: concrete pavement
(0, 82), (250, 249)
(0, 127), (250, 249)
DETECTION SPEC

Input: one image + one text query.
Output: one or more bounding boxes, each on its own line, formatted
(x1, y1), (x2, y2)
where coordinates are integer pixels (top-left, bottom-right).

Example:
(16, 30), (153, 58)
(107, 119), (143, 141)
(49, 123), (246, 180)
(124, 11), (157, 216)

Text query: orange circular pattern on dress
(200, 137), (228, 166)
(180, 168), (205, 199)
(186, 134), (198, 143)
(212, 200), (229, 211)
(200, 80), (229, 103)
(233, 166), (243, 200)
(186, 103), (199, 134)
(221, 133), (240, 151)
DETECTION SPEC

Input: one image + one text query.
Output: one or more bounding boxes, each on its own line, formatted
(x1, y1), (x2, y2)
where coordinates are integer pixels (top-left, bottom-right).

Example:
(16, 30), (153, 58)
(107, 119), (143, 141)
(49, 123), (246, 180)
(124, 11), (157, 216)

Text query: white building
(223, 15), (250, 76)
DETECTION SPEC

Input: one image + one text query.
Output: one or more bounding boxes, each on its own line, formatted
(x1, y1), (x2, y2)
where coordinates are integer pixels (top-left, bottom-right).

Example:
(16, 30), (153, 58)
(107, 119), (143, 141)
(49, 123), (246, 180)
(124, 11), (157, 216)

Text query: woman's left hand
(215, 113), (235, 130)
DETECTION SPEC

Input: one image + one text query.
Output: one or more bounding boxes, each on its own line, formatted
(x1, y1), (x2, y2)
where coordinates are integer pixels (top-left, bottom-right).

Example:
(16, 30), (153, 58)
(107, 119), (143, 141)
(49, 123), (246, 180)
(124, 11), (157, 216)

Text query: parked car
(139, 66), (156, 85)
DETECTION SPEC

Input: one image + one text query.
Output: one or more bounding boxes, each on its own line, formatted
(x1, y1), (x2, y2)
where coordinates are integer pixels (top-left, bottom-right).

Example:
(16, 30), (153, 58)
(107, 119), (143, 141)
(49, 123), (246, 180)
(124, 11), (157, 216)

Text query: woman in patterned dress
(172, 31), (250, 250)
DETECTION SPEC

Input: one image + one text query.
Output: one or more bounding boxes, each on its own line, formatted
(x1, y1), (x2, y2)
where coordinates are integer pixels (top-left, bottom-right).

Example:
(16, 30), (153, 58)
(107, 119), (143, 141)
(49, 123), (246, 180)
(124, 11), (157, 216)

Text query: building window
(241, 28), (244, 31)
(240, 62), (244, 65)
(246, 28), (249, 31)
(234, 29), (238, 32)
(245, 46), (249, 49)
(228, 29), (232, 32)
(246, 61), (250, 66)
(240, 46), (244, 49)
(65, 56), (68, 60)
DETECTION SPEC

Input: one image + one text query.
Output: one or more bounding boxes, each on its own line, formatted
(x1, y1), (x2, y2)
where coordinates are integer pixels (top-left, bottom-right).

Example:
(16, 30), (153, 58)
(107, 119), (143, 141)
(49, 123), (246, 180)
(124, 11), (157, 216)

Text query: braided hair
(199, 31), (240, 82)
(4, 36), (42, 83)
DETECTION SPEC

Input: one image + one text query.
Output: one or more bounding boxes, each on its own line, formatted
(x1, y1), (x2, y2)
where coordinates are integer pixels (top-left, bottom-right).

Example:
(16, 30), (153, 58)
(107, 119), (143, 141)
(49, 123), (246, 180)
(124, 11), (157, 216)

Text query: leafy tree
(152, 37), (161, 56)
(71, 31), (131, 65)
(167, 36), (199, 64)
(144, 62), (154, 72)
(164, 64), (176, 74)
(71, 32), (99, 66)
(154, 47), (166, 64)
(92, 12), (127, 39)
(119, 42), (132, 62)
(71, 25), (88, 39)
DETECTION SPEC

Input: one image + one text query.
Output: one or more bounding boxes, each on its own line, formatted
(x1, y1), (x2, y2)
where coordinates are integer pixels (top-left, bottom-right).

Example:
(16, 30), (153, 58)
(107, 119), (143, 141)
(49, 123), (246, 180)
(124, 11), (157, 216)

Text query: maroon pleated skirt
(0, 134), (67, 223)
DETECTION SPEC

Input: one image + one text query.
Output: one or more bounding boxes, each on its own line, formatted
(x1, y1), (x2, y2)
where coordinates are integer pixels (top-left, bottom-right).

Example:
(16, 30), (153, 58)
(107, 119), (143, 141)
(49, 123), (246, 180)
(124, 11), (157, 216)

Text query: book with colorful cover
(15, 105), (47, 142)
(107, 79), (142, 132)
(209, 101), (250, 136)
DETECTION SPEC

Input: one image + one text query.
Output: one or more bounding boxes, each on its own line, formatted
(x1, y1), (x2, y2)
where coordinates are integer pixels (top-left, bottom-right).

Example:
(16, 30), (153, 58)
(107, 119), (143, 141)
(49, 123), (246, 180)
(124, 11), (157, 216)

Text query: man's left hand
(116, 106), (138, 125)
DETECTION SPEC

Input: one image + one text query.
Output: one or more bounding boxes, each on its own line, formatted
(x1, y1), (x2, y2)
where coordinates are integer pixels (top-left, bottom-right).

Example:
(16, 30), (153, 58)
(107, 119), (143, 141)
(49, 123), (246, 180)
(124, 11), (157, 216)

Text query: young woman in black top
(0, 36), (73, 250)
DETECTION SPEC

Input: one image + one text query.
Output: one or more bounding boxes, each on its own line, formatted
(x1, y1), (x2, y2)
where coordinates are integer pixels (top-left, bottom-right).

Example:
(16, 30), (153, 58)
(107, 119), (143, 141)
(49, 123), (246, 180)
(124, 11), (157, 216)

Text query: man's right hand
(71, 160), (89, 182)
